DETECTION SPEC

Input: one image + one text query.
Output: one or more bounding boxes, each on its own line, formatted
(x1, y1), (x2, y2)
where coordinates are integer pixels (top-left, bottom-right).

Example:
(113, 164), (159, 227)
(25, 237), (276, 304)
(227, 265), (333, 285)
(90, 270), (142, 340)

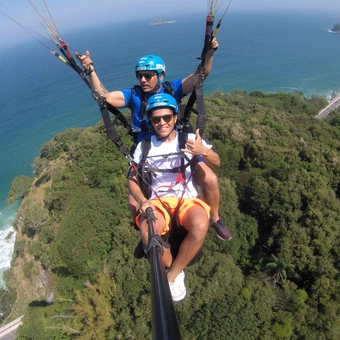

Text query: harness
(134, 136), (202, 264)
(136, 137), (196, 200)
(127, 81), (178, 143)
(103, 79), (206, 159)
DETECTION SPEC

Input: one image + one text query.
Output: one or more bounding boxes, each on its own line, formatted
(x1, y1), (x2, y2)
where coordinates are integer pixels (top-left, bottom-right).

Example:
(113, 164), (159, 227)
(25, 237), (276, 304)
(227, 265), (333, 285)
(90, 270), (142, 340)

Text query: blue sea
(1, 9), (340, 287)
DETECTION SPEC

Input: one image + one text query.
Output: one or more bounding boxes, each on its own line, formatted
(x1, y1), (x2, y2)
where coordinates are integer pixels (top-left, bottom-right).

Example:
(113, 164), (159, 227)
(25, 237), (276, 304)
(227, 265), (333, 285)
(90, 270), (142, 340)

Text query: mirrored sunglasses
(149, 114), (174, 124)
(136, 71), (157, 81)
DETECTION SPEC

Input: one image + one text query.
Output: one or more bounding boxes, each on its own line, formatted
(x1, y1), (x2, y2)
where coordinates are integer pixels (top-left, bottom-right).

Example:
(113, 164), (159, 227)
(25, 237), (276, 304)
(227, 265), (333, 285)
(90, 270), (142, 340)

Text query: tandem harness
(100, 81), (205, 265)
(133, 137), (203, 264)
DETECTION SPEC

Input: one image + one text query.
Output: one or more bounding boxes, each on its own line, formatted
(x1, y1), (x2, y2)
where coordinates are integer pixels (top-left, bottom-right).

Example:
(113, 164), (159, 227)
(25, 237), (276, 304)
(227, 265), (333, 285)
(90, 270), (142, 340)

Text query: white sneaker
(169, 271), (186, 302)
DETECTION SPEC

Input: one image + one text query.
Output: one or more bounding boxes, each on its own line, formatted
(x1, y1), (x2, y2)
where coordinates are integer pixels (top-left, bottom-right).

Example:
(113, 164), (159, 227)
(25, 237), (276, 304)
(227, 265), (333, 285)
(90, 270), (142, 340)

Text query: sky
(0, 0), (339, 47)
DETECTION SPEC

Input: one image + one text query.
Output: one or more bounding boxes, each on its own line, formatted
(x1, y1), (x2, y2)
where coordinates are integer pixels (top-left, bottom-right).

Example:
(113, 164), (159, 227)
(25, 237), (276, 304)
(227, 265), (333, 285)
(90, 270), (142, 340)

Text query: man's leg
(139, 208), (173, 269)
(196, 162), (232, 240)
(129, 192), (147, 258)
(166, 204), (209, 283)
(128, 192), (139, 223)
(196, 162), (219, 220)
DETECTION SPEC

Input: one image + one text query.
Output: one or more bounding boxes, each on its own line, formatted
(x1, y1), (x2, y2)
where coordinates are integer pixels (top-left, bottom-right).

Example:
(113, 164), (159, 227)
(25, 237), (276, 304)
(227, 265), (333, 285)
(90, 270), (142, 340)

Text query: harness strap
(58, 41), (92, 90)
(182, 77), (206, 137)
(95, 93), (132, 163)
(106, 102), (133, 133)
(194, 81), (206, 136)
(148, 163), (192, 174)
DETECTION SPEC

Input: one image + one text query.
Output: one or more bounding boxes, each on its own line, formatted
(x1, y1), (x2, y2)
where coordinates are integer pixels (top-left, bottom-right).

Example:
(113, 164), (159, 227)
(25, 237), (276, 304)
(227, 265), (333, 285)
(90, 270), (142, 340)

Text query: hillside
(2, 90), (340, 339)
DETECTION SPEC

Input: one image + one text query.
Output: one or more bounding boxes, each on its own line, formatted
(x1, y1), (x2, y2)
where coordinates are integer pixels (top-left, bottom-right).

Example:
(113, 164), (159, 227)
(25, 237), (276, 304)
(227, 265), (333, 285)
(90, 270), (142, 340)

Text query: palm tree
(264, 254), (294, 284)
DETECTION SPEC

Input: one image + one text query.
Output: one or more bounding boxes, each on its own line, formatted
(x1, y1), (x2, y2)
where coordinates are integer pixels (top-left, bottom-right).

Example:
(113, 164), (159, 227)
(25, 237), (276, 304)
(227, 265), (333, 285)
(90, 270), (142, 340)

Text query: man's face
(149, 108), (176, 138)
(136, 71), (162, 92)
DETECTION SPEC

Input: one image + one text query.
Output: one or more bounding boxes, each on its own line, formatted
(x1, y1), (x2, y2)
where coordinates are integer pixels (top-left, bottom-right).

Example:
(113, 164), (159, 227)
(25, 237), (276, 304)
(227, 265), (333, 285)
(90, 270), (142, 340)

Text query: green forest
(1, 90), (340, 339)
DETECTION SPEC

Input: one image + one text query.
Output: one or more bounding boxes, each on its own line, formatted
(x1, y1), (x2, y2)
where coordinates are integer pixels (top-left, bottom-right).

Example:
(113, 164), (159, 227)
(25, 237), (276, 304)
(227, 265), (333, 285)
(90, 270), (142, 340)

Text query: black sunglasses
(136, 71), (157, 81)
(149, 114), (174, 124)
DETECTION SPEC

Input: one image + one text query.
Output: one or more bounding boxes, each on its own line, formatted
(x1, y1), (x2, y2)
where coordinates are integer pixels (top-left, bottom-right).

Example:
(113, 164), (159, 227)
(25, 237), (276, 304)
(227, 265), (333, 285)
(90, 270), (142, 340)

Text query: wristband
(84, 62), (94, 76)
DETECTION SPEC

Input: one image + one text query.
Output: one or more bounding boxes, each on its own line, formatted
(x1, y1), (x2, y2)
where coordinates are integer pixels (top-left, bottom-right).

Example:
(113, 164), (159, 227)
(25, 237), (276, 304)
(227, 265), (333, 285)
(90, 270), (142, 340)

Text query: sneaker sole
(172, 288), (186, 302)
(210, 224), (232, 241)
(170, 271), (186, 301)
(216, 234), (232, 241)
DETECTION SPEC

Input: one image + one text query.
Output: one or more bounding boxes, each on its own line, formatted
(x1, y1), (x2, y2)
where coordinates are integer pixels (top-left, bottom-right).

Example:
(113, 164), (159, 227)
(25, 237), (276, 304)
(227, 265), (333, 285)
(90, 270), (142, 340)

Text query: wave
(0, 225), (16, 271)
(278, 86), (300, 91)
(0, 206), (17, 288)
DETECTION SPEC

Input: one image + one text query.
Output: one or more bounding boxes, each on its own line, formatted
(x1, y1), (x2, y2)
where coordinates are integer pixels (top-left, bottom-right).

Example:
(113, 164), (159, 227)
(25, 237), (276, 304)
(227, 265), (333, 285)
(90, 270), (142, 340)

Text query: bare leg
(167, 205), (209, 283)
(139, 210), (173, 268)
(128, 193), (139, 222)
(196, 162), (220, 221)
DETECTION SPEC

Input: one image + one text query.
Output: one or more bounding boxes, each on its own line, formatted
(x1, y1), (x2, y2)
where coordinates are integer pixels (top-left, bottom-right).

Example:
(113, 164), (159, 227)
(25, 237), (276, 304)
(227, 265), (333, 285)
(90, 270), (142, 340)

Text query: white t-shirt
(133, 131), (211, 200)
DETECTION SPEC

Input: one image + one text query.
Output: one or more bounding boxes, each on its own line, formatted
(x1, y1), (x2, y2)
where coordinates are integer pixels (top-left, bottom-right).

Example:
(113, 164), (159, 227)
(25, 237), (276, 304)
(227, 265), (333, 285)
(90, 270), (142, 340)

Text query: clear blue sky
(0, 0), (339, 47)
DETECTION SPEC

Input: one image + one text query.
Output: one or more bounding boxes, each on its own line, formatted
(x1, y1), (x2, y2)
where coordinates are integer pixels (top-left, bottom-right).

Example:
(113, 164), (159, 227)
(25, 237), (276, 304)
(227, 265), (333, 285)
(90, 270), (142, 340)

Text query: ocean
(1, 9), (339, 287)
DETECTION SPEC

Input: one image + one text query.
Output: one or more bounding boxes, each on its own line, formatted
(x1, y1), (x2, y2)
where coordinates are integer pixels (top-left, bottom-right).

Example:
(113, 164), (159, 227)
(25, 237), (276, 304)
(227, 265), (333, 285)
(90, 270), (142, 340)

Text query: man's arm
(181, 38), (219, 95)
(128, 167), (156, 215)
(128, 167), (147, 207)
(181, 129), (220, 168)
(76, 51), (126, 108)
(198, 144), (220, 168)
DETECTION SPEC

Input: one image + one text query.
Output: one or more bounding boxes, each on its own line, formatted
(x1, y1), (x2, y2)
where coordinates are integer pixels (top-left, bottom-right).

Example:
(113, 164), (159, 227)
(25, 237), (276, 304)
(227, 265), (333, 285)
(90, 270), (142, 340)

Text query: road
(0, 328), (17, 340)
(315, 93), (340, 119)
(0, 317), (23, 340)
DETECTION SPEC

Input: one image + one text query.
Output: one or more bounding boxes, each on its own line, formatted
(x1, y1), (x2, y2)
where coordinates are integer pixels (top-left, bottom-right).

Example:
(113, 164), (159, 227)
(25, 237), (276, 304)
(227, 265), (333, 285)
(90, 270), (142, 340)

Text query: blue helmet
(135, 55), (166, 84)
(146, 93), (178, 115)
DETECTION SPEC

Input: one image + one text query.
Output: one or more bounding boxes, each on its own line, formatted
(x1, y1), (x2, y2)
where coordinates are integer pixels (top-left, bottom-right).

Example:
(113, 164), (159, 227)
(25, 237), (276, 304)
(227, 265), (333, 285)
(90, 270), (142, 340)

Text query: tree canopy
(4, 90), (340, 339)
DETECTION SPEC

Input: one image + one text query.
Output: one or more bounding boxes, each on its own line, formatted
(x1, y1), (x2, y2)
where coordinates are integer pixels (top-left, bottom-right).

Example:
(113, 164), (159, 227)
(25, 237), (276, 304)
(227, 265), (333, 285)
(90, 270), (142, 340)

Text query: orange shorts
(135, 197), (210, 235)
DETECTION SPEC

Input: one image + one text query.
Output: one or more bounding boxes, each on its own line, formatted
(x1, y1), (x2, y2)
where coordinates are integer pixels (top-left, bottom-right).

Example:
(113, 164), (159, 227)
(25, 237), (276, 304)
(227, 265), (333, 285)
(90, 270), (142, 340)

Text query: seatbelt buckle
(92, 90), (106, 106)
(125, 154), (133, 165)
(132, 127), (153, 133)
(132, 127), (142, 133)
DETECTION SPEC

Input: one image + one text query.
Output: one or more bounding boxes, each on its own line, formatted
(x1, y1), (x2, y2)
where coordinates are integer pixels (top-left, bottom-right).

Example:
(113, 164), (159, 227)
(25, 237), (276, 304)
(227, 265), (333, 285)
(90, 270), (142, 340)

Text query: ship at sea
(149, 19), (176, 26)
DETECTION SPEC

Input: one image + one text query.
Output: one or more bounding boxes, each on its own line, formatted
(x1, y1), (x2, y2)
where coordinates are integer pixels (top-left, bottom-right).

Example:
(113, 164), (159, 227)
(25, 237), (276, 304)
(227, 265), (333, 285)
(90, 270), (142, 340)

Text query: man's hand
(139, 200), (156, 216)
(75, 50), (94, 74)
(209, 37), (219, 51)
(181, 129), (208, 156)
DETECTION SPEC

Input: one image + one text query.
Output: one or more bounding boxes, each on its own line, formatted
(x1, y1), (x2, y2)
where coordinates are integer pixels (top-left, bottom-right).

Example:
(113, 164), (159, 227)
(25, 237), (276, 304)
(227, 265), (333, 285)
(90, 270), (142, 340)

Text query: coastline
(0, 222), (16, 288)
(0, 201), (20, 288)
(1, 11), (340, 289)
(0, 85), (337, 289)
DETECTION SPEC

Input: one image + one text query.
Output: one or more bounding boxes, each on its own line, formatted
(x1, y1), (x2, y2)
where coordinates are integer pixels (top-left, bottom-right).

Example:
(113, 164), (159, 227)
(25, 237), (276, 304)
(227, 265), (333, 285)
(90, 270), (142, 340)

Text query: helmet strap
(157, 72), (165, 85)
(149, 84), (161, 95)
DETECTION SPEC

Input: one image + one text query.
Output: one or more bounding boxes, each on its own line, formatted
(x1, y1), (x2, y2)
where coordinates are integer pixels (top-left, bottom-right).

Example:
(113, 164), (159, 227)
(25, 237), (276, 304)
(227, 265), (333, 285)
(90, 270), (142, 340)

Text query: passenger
(128, 93), (220, 301)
